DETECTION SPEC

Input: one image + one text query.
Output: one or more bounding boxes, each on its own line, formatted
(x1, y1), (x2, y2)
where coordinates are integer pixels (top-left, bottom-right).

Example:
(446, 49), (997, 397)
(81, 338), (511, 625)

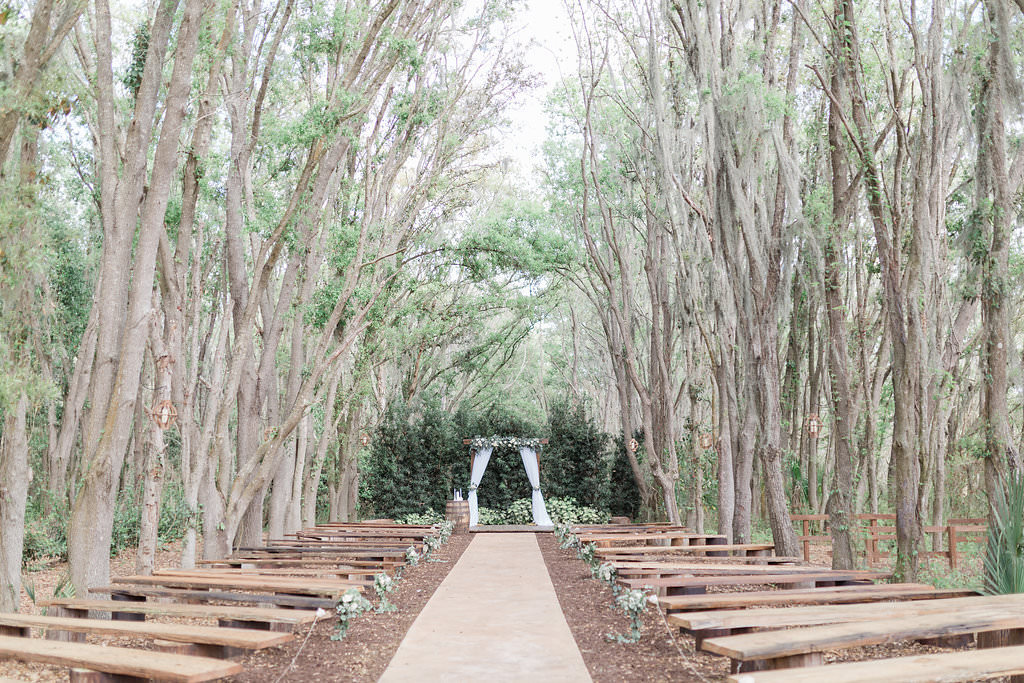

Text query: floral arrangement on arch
(468, 435), (544, 451)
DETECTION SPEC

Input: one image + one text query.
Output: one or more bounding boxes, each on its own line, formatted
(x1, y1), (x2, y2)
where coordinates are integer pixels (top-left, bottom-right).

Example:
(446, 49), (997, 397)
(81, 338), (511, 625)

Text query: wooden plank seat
(614, 563), (823, 578)
(186, 566), (382, 579)
(237, 546), (406, 557)
(113, 573), (362, 598)
(89, 585), (336, 610)
(0, 612), (291, 659)
(577, 532), (726, 542)
(596, 543), (775, 558)
(154, 569), (373, 587)
(702, 597), (1024, 672)
(658, 584), (967, 613)
(671, 592), (992, 647)
(202, 557), (400, 569)
(0, 634), (242, 682)
(621, 570), (890, 596)
(726, 644), (1024, 682)
(39, 598), (320, 631)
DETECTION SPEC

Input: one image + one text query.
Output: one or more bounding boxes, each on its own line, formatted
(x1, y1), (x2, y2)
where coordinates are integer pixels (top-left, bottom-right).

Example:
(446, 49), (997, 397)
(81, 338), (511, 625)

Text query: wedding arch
(463, 436), (553, 527)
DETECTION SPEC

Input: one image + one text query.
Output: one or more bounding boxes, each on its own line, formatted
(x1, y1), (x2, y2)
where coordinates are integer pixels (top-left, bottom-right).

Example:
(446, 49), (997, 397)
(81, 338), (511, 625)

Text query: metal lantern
(699, 432), (715, 449)
(805, 413), (822, 437)
(360, 433), (371, 447)
(150, 400), (178, 430)
(628, 438), (639, 453)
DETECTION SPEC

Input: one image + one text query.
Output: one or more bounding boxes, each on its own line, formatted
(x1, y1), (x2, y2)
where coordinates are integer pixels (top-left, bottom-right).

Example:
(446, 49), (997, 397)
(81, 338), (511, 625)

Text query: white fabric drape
(519, 446), (553, 526)
(467, 446), (493, 527)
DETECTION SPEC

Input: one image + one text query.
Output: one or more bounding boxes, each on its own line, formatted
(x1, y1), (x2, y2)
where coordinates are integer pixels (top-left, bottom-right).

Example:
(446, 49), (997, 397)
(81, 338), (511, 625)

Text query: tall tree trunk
(0, 392), (30, 612)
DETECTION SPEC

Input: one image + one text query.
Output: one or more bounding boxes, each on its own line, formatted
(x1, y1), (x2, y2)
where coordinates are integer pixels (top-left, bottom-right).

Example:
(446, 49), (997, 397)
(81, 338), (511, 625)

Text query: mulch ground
(538, 535), (982, 683)
(228, 531), (471, 682)
(538, 534), (730, 682)
(0, 533), (471, 682)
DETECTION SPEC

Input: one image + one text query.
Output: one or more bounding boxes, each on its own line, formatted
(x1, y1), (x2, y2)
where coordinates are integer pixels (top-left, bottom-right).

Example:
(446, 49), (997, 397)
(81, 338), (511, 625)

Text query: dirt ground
(0, 534), (993, 682)
(0, 534), (471, 682)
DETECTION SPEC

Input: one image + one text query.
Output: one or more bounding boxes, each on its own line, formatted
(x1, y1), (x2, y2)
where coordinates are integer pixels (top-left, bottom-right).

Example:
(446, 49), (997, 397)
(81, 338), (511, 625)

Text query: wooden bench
(728, 644), (1024, 682)
(596, 543), (775, 558)
(702, 597), (1024, 671)
(671, 592), (991, 647)
(0, 634), (242, 682)
(201, 557), (401, 570)
(115, 572), (363, 598)
(40, 598), (320, 632)
(0, 612), (291, 658)
(622, 570), (888, 596)
(658, 583), (968, 612)
(154, 568), (373, 587)
(89, 585), (336, 610)
(577, 532), (727, 545)
(615, 563), (824, 578)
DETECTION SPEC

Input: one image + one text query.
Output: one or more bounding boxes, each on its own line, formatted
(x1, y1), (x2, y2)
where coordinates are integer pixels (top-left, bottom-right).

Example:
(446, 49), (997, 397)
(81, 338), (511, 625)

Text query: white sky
(499, 0), (575, 182)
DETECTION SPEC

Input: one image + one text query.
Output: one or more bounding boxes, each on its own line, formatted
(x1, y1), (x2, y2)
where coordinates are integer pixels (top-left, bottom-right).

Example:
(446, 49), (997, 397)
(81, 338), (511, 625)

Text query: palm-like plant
(983, 472), (1024, 595)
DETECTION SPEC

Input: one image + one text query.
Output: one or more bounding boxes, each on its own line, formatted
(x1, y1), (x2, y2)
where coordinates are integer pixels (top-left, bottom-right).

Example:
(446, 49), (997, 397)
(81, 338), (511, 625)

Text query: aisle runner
(379, 533), (592, 682)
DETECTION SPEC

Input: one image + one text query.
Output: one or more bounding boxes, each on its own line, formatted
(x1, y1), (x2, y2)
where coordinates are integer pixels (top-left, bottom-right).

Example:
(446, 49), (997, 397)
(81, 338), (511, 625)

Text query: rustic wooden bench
(155, 568), (374, 587)
(622, 570), (888, 596)
(89, 585), (336, 610)
(0, 634), (242, 682)
(201, 557), (401, 570)
(114, 572), (363, 598)
(577, 532), (727, 545)
(658, 583), (967, 612)
(40, 598), (320, 632)
(615, 563), (823, 578)
(596, 543), (775, 558)
(0, 612), (291, 658)
(727, 643), (1024, 682)
(671, 592), (990, 647)
(702, 598), (1024, 671)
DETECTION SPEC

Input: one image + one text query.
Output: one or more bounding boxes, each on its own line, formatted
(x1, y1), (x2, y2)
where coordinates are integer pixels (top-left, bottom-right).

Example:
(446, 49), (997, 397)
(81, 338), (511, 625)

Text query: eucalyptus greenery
(468, 435), (544, 451)
(405, 545), (421, 566)
(606, 589), (651, 644)
(332, 588), (373, 640)
(373, 572), (398, 613)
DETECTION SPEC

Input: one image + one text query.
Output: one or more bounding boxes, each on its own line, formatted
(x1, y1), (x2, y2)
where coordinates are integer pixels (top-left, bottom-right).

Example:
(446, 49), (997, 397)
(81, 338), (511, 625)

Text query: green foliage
(395, 510), (446, 525)
(607, 432), (644, 520)
(121, 21), (150, 98)
(543, 399), (611, 510)
(983, 473), (1024, 595)
(332, 588), (373, 640)
(475, 496), (609, 526)
(607, 588), (650, 644)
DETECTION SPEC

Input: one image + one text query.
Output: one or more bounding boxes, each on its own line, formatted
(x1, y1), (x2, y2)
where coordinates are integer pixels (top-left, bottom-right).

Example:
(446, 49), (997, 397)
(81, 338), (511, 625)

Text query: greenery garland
(468, 435), (544, 451)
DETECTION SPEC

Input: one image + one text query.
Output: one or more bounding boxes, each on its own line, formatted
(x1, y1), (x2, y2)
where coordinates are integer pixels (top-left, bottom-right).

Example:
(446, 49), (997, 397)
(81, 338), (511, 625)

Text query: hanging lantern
(805, 414), (822, 437)
(699, 432), (715, 449)
(150, 400), (178, 430)
(360, 433), (371, 447)
(628, 438), (639, 453)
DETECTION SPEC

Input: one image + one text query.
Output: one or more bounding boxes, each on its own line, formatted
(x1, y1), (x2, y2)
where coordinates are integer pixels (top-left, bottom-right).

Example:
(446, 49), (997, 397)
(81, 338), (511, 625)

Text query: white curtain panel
(519, 446), (554, 526)
(467, 445), (493, 527)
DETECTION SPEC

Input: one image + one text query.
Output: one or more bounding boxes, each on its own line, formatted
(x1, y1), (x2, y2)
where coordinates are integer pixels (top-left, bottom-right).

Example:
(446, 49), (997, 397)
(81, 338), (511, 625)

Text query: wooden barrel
(445, 500), (470, 533)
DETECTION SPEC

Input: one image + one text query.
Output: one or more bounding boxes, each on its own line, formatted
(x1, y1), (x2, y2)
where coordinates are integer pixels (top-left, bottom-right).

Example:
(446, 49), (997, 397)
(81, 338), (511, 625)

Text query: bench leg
(666, 585), (706, 597)
(219, 618), (290, 633)
(110, 592), (147, 622)
(693, 628), (731, 650)
(706, 537), (728, 558)
(979, 628), (1024, 683)
(0, 626), (30, 638)
(766, 652), (823, 670)
(69, 669), (146, 683)
(152, 639), (242, 659)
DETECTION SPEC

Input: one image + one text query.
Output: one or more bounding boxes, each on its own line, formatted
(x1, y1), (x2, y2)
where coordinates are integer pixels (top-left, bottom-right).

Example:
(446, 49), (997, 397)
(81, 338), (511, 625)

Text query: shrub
(545, 496), (609, 525)
(983, 472), (1024, 595)
(477, 506), (507, 525)
(544, 399), (611, 509)
(396, 510), (446, 525)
